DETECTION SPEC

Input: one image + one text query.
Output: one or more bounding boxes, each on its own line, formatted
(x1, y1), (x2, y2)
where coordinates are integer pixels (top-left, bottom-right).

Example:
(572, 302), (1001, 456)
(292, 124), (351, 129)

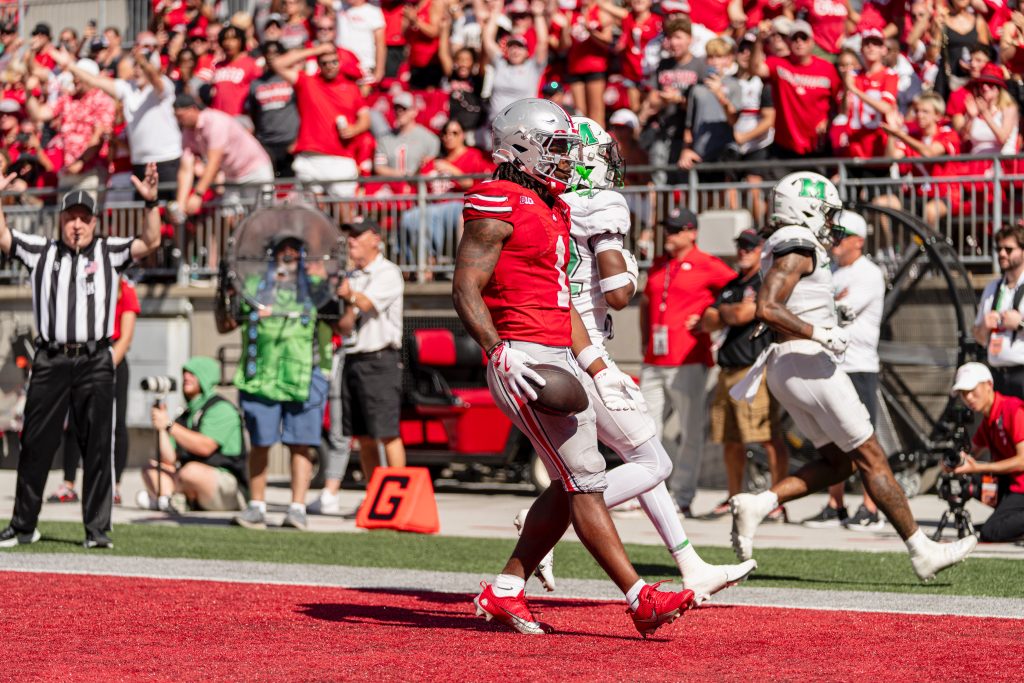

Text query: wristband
(599, 272), (633, 293)
(144, 198), (159, 209)
(485, 340), (504, 359)
(575, 344), (604, 372)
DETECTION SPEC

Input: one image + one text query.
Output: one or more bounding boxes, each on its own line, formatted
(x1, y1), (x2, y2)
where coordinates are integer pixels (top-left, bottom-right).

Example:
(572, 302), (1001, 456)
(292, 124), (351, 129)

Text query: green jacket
(173, 356), (246, 483)
(233, 271), (332, 402)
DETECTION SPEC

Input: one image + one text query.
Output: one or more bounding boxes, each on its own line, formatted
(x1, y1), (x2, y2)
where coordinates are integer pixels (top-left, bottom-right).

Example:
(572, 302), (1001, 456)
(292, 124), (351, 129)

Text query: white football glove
(490, 342), (545, 402)
(836, 300), (856, 327)
(593, 366), (638, 411)
(811, 325), (850, 355)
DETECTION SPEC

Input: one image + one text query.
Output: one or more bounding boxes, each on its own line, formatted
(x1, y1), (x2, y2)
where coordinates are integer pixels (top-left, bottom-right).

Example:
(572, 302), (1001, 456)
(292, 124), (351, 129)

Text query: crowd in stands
(0, 0), (1021, 220)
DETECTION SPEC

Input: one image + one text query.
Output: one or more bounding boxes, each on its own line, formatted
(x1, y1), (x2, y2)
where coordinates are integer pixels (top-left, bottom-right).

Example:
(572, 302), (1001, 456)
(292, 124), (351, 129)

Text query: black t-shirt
(714, 271), (771, 368)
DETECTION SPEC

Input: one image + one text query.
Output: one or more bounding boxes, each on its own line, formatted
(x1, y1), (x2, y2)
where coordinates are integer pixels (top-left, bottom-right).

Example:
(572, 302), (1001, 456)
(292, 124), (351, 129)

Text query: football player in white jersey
(729, 171), (977, 581)
(514, 117), (757, 605)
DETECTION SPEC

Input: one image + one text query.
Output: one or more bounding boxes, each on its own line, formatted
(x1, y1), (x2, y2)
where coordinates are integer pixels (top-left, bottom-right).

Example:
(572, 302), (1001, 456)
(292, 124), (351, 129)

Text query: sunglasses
(790, 33), (811, 41)
(997, 245), (1019, 253)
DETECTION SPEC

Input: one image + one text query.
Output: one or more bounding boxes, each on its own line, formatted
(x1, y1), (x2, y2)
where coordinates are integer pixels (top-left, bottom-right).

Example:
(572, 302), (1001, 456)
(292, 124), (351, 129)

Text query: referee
(0, 164), (162, 549)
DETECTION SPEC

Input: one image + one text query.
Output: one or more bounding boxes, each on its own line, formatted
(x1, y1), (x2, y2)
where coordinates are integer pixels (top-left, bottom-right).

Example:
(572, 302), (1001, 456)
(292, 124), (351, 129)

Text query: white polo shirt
(976, 270), (1024, 367)
(346, 252), (404, 354)
(832, 255), (884, 374)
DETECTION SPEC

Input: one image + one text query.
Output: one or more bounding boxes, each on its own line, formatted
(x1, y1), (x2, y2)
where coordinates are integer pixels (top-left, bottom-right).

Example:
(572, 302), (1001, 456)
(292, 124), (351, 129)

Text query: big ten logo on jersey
(520, 195), (534, 205)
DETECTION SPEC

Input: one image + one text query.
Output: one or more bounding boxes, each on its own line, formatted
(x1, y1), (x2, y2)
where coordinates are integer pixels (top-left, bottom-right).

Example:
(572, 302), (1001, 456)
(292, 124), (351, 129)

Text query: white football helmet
(570, 115), (624, 195)
(492, 98), (581, 193)
(769, 171), (844, 245)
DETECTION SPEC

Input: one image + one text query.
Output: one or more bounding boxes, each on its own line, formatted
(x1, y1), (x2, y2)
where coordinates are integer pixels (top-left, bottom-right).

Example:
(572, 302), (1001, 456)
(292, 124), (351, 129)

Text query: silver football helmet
(769, 171), (844, 245)
(491, 98), (581, 193)
(569, 115), (624, 195)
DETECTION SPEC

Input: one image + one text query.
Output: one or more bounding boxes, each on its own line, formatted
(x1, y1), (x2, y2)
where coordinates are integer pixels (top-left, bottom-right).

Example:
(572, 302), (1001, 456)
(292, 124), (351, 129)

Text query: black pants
(62, 359), (129, 485)
(990, 365), (1024, 400)
(260, 142), (295, 178)
(979, 489), (1024, 543)
(132, 158), (180, 202)
(13, 347), (115, 541)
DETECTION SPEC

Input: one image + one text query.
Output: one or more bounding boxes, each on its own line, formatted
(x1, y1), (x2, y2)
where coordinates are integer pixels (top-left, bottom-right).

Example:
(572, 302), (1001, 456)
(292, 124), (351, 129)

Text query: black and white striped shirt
(10, 229), (136, 344)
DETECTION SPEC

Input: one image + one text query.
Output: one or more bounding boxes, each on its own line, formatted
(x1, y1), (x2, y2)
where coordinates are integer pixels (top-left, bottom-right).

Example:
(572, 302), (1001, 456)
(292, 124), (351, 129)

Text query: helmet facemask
(514, 128), (581, 194)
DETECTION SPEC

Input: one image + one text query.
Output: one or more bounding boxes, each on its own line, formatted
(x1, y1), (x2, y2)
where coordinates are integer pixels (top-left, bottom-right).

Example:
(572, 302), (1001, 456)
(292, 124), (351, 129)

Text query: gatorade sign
(356, 467), (440, 534)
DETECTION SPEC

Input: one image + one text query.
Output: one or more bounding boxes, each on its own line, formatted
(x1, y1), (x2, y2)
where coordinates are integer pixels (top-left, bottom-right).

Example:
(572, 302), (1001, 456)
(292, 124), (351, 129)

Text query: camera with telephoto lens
(140, 376), (176, 395)
(932, 402), (979, 539)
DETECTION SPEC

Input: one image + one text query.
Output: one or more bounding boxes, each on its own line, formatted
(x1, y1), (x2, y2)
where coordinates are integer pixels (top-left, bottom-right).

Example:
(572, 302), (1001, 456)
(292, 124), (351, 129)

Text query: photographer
(951, 362), (1024, 543)
(140, 357), (247, 512)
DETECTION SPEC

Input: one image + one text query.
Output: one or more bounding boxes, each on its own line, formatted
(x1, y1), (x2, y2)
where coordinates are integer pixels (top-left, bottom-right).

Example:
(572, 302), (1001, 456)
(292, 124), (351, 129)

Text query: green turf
(1, 520), (1019, 599)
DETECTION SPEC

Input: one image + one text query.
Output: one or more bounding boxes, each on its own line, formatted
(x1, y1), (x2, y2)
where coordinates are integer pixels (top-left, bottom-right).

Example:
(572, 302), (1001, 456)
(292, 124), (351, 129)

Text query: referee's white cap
(60, 189), (97, 215)
(952, 362), (993, 394)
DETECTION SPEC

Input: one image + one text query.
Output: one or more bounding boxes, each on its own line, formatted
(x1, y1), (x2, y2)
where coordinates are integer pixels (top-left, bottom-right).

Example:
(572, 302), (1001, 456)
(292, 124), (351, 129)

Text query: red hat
(187, 26), (206, 39)
(968, 63), (1006, 91)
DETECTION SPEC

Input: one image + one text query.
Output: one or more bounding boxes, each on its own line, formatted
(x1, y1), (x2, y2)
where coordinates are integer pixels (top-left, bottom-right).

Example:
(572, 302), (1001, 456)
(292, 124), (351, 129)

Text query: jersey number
(555, 235), (570, 309)
(567, 238), (583, 296)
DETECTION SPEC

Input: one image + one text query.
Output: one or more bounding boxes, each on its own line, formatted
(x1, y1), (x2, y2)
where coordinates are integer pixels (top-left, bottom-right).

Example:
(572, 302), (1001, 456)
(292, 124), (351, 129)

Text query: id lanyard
(652, 260), (681, 356)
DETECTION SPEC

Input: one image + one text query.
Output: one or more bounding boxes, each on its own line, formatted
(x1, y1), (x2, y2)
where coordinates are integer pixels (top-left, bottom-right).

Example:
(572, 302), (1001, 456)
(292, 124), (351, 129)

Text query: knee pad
(622, 437), (673, 483)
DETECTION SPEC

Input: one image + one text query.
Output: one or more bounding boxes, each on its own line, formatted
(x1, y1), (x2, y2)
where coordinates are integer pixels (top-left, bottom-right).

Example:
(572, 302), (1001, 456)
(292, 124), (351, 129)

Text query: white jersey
(761, 225), (837, 329)
(561, 190), (631, 345)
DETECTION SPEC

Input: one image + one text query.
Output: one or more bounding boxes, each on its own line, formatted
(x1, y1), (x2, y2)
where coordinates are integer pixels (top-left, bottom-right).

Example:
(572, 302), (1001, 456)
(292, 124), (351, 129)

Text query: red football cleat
(630, 580), (695, 639)
(472, 582), (551, 635)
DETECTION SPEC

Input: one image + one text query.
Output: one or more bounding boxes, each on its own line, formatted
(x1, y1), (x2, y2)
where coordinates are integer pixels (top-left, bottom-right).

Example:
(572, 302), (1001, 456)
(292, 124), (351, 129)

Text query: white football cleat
(683, 559), (758, 606)
(513, 508), (556, 592)
(910, 534), (978, 582)
(730, 493), (775, 562)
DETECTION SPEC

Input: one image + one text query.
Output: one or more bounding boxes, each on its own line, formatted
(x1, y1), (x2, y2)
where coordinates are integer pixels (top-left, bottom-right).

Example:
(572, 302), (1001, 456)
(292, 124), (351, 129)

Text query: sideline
(1, 553), (1021, 620)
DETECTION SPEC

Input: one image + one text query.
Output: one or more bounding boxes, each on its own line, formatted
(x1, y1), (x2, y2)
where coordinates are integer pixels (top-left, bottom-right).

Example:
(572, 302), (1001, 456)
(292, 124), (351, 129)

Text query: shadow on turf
(297, 589), (652, 641)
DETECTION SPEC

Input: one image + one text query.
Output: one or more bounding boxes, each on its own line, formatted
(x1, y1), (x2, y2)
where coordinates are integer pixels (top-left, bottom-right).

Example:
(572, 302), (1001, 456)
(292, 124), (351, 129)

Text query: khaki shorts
(711, 366), (774, 445)
(196, 468), (244, 512)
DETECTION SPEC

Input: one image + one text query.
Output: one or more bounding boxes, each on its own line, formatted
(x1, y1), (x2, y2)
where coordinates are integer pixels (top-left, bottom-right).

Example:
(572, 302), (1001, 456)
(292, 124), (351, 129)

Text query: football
(527, 364), (590, 417)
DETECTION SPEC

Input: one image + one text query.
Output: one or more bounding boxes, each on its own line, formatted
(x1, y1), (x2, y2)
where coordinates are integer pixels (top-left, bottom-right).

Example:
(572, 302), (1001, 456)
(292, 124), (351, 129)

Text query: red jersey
(895, 125), (962, 197)
(567, 4), (610, 75)
(795, 0), (849, 54)
(462, 179), (572, 347)
(745, 0), (788, 28)
(195, 53), (215, 82)
(766, 55), (840, 155)
(211, 55), (262, 116)
(293, 71), (367, 158)
(618, 12), (662, 83)
(946, 86), (969, 119)
(843, 68), (898, 159)
(381, 0), (406, 46)
(112, 279), (141, 342)
(420, 147), (494, 195)
(406, 0), (439, 68)
(973, 392), (1024, 494)
(643, 249), (736, 366)
(689, 0), (731, 33)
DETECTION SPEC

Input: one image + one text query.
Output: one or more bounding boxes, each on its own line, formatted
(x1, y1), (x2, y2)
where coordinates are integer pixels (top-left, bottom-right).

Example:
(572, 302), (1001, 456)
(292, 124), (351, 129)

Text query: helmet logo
(798, 178), (827, 200)
(579, 122), (598, 145)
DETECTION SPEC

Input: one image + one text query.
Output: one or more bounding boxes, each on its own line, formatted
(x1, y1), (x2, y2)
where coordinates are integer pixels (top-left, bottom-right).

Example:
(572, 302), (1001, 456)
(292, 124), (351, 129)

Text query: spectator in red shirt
(837, 28), (898, 167)
(403, 0), (445, 89)
(29, 24), (57, 71)
(999, 10), (1024, 77)
(947, 44), (991, 133)
(639, 206), (737, 516)
(879, 91), (963, 224)
(794, 0), (851, 55)
(608, 0), (662, 112)
(400, 118), (493, 270)
(26, 58), (116, 191)
(272, 41), (370, 198)
(558, 0), (614, 124)
(210, 24), (261, 117)
(752, 18), (841, 159)
(690, 0), (746, 36)
(952, 362), (1024, 543)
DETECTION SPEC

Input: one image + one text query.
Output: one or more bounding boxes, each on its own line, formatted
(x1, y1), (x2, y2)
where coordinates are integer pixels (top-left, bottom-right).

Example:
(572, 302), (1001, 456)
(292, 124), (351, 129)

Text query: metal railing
(1, 153), (1020, 285)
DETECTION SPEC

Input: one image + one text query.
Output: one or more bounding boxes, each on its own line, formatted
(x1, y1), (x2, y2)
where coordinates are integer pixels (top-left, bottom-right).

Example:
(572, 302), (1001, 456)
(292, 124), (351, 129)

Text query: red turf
(2, 571), (1021, 681)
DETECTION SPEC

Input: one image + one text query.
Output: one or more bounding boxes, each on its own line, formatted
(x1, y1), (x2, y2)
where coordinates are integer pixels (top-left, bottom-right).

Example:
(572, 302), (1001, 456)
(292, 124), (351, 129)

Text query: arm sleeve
(120, 280), (142, 314)
(463, 183), (514, 222)
(113, 79), (130, 102)
(591, 232), (624, 254)
(8, 229), (48, 269)
(1011, 406), (1024, 449)
(106, 236), (137, 272)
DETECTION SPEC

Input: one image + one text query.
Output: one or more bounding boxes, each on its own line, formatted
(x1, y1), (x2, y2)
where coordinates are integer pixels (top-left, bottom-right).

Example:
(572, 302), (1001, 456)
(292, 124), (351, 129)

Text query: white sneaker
(683, 559), (758, 606)
(730, 493), (775, 562)
(910, 534), (978, 582)
(308, 490), (341, 515)
(513, 508), (556, 592)
(135, 490), (158, 511)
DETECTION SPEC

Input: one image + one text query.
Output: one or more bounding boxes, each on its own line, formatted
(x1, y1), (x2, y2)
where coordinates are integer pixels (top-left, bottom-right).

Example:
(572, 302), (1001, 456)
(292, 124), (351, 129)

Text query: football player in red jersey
(453, 98), (694, 638)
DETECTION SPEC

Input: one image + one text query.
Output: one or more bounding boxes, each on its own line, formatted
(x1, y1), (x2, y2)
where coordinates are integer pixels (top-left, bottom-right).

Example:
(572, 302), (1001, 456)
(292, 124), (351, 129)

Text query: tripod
(932, 503), (975, 540)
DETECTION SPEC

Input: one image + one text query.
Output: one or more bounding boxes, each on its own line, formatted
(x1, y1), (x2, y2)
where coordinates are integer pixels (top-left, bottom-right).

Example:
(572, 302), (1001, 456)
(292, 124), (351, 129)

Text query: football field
(2, 518), (1022, 681)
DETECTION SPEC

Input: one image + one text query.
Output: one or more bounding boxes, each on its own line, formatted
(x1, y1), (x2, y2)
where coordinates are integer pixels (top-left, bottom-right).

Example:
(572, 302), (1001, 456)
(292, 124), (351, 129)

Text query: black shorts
(564, 72), (606, 84)
(385, 45), (405, 79)
(342, 349), (402, 438)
